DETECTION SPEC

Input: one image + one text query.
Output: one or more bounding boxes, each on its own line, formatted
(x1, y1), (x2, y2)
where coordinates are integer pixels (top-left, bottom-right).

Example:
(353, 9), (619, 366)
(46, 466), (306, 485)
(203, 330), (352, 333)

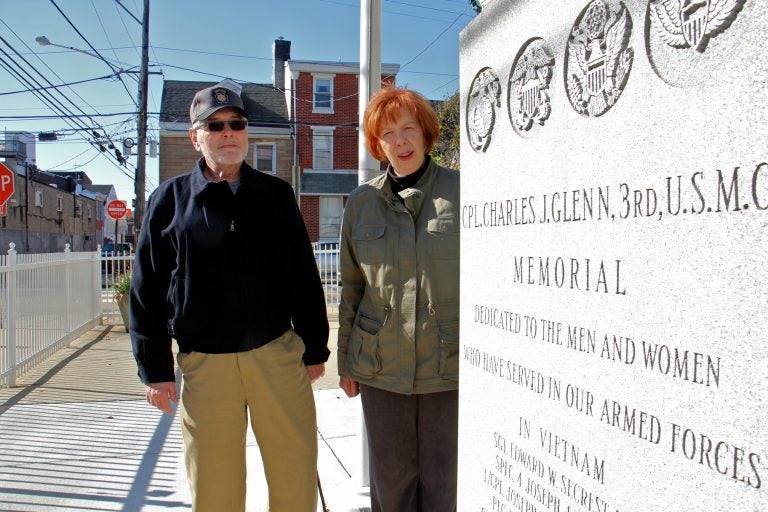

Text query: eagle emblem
(466, 67), (501, 153)
(648, 0), (746, 52)
(565, 0), (634, 117)
(213, 88), (229, 104)
(509, 39), (555, 135)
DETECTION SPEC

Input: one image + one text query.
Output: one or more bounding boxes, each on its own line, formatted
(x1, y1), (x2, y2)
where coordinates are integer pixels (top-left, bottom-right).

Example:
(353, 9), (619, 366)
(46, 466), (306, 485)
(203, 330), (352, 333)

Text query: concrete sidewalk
(0, 321), (371, 511)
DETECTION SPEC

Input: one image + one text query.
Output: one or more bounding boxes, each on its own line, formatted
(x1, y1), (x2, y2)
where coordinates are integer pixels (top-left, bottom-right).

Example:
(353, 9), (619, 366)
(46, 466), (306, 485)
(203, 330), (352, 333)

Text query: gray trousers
(360, 385), (458, 512)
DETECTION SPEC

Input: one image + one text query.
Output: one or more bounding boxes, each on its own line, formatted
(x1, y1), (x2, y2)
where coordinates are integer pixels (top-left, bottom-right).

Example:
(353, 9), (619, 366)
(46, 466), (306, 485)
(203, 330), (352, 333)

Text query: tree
(431, 91), (460, 169)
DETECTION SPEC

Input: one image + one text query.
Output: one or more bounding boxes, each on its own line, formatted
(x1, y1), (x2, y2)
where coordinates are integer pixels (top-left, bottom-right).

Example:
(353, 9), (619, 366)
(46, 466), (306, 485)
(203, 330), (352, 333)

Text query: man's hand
(145, 382), (178, 415)
(306, 363), (326, 384)
(339, 376), (360, 397)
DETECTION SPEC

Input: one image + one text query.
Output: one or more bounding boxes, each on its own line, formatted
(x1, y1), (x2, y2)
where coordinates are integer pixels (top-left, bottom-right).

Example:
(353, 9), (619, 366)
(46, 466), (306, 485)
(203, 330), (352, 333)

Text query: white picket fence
(0, 243), (101, 387)
(0, 243), (341, 387)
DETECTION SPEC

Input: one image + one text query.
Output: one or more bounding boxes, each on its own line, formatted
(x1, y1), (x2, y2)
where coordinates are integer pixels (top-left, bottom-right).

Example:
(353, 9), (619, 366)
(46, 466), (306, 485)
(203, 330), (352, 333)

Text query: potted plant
(113, 272), (131, 332)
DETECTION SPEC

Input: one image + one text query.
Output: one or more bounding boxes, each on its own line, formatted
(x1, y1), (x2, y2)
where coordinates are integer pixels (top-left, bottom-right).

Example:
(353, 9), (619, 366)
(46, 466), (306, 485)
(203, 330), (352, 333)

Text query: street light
(35, 35), (127, 70)
(35, 35), (130, 166)
(35, 5), (150, 235)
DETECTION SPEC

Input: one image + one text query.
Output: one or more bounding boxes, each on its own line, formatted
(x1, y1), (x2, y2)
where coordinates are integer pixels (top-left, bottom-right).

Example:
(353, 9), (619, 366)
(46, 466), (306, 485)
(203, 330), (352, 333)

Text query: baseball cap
(189, 86), (247, 123)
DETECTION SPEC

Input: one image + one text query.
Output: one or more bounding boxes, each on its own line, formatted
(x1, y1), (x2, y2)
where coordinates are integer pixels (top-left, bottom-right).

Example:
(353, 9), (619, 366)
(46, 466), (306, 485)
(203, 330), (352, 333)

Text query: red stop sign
(107, 200), (127, 219)
(0, 163), (15, 205)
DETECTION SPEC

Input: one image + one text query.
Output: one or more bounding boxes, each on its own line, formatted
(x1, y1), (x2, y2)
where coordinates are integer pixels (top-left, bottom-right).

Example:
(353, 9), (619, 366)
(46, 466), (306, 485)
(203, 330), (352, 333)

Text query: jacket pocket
(352, 224), (386, 264)
(347, 324), (382, 377)
(357, 310), (383, 335)
(438, 320), (459, 381)
(168, 274), (184, 337)
(427, 217), (459, 260)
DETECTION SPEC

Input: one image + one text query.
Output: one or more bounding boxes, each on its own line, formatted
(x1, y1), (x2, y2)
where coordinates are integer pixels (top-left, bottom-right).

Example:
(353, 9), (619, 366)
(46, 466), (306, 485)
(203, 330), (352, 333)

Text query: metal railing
(0, 243), (101, 387)
(313, 241), (340, 312)
(100, 248), (134, 326)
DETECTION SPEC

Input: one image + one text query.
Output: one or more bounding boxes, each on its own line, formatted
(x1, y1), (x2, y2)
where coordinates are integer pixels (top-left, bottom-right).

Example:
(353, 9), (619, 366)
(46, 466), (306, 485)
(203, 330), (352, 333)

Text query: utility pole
(358, 0), (382, 185)
(134, 0), (149, 233)
(24, 162), (31, 252)
(354, 1), (382, 490)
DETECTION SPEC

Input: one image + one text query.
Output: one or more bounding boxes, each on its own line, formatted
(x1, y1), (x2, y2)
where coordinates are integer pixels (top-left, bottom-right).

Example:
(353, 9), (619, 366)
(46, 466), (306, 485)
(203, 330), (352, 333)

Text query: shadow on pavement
(0, 326), (191, 511)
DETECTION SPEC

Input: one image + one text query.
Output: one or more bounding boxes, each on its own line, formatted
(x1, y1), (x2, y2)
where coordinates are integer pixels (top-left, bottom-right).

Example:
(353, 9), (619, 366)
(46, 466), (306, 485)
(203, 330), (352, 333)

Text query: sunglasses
(199, 119), (247, 132)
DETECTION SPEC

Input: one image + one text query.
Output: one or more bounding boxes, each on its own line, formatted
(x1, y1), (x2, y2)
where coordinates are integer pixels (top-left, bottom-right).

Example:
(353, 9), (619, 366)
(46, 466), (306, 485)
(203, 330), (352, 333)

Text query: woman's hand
(339, 376), (360, 397)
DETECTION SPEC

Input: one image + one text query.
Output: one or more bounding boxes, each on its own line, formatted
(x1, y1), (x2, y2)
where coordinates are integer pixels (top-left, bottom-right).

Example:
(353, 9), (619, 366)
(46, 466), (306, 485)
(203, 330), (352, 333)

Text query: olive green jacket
(337, 160), (460, 394)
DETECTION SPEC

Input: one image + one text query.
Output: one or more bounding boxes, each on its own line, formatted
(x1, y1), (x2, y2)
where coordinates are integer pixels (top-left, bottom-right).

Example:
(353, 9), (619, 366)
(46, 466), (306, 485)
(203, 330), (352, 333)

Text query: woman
(338, 87), (460, 512)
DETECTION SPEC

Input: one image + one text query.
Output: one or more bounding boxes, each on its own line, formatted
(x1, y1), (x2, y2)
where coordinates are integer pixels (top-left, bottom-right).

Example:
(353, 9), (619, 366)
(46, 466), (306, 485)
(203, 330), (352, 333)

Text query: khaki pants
(177, 330), (318, 512)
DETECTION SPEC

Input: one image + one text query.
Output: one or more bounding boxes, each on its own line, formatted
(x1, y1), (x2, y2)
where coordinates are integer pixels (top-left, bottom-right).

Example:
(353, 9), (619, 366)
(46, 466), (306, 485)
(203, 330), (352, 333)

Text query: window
(312, 127), (334, 169)
(75, 201), (83, 217)
(56, 196), (63, 212)
(87, 205), (93, 220)
(253, 143), (276, 174)
(313, 75), (334, 113)
(319, 196), (343, 241)
(35, 190), (43, 207)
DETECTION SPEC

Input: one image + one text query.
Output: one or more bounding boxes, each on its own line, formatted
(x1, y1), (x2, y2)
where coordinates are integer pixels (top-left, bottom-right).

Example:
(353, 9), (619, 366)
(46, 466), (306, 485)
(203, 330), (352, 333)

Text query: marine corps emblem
(648, 0), (746, 53)
(466, 67), (501, 153)
(565, 0), (634, 117)
(213, 88), (229, 104)
(508, 38), (555, 136)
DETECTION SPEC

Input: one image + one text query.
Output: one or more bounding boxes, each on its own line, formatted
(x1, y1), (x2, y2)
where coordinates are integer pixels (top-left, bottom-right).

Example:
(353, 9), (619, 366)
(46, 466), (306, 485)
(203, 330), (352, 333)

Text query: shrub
(113, 272), (131, 297)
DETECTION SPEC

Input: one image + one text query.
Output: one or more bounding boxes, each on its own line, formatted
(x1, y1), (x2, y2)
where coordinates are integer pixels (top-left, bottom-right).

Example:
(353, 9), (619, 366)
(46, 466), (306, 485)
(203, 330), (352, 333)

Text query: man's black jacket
(130, 159), (330, 383)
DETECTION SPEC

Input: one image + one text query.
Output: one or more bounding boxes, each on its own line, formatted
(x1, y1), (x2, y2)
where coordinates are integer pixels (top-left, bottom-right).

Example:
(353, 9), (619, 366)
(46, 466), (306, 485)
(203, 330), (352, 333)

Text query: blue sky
(0, 0), (475, 201)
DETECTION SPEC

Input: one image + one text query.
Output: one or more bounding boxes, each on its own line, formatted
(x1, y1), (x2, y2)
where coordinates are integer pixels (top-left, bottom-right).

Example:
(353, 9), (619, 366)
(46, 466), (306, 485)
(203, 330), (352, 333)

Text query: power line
(425, 76), (458, 96)
(47, 144), (103, 170)
(0, 46), (95, 133)
(0, 36), (129, 168)
(48, 0), (138, 109)
(24, 46), (135, 68)
(320, 0), (464, 23)
(400, 7), (469, 71)
(0, 72), (126, 96)
(0, 17), (129, 126)
(152, 45), (273, 61)
(92, 0), (126, 71)
(0, 112), (149, 120)
(384, 0), (472, 16)
(114, 0), (142, 24)
(4, 3), (152, 186)
(112, 0), (160, 117)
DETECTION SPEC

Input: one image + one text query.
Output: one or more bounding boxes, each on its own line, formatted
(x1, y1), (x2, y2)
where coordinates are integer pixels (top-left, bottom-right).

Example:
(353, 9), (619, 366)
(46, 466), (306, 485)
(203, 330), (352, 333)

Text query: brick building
(157, 40), (399, 243)
(284, 56), (397, 242)
(158, 78), (293, 187)
(0, 164), (101, 253)
(0, 133), (121, 253)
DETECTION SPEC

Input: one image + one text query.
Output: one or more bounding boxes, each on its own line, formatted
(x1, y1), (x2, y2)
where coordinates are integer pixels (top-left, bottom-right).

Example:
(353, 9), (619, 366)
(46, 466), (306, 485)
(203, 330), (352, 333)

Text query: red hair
(363, 87), (440, 161)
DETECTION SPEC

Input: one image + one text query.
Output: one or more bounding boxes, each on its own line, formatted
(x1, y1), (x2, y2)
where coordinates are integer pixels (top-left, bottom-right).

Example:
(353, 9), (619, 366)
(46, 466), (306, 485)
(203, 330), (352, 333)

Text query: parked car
(101, 242), (133, 256)
(101, 242), (133, 279)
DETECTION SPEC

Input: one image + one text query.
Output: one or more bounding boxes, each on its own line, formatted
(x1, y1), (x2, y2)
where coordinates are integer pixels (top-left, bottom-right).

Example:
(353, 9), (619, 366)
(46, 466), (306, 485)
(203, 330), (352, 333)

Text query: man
(129, 84), (329, 511)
